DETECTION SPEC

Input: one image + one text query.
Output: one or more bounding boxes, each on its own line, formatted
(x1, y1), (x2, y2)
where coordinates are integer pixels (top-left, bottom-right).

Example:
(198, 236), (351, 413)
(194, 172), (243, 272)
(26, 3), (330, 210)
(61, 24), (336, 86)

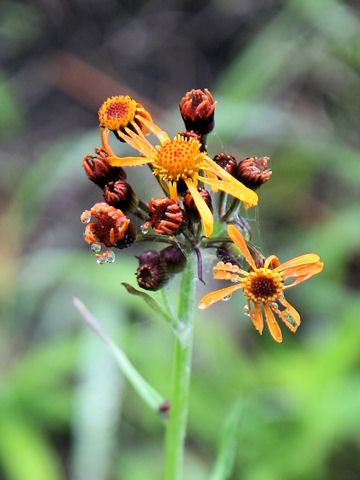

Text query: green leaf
(73, 296), (165, 412)
(122, 282), (180, 333)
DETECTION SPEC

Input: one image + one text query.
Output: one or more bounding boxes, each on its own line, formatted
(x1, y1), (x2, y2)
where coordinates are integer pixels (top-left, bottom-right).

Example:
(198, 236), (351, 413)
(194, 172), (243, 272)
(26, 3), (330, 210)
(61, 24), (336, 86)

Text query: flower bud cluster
(80, 88), (273, 291)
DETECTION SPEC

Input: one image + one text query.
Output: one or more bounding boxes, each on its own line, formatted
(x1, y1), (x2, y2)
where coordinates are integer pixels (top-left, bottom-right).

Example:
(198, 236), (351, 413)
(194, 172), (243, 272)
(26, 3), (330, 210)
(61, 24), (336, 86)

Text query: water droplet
(81, 212), (91, 224)
(96, 256), (106, 264)
(198, 302), (206, 309)
(284, 311), (298, 328)
(91, 243), (102, 253)
(222, 294), (232, 302)
(243, 305), (250, 317)
(105, 250), (115, 263)
(141, 225), (149, 234)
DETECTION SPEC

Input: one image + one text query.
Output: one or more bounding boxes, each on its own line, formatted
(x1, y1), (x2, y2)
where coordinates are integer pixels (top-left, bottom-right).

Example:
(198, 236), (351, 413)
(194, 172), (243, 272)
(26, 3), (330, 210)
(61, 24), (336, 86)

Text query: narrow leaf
(73, 296), (165, 411)
(122, 282), (179, 332)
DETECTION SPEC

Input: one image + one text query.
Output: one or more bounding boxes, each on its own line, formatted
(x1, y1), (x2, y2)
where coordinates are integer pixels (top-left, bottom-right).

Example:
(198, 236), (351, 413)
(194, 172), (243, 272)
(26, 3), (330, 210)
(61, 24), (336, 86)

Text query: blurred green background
(1, 0), (360, 479)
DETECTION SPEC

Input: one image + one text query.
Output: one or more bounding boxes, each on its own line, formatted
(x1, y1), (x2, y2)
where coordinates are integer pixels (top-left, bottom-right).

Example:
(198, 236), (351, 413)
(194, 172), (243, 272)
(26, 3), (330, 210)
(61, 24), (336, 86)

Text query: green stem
(165, 254), (196, 480)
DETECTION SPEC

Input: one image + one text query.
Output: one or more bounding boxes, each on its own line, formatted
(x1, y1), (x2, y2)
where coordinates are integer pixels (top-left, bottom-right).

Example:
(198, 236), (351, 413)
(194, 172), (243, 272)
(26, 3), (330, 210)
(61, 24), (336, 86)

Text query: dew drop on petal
(284, 311), (298, 329)
(81, 213), (91, 224)
(106, 250), (116, 263)
(222, 294), (232, 302)
(243, 305), (250, 317)
(141, 225), (149, 234)
(91, 243), (102, 253)
(96, 256), (106, 265)
(198, 302), (207, 310)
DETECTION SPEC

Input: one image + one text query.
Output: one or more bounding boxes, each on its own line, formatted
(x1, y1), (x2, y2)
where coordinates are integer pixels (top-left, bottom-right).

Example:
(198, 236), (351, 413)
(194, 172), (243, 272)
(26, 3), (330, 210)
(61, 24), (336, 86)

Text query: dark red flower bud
(83, 148), (126, 188)
(179, 89), (217, 135)
(213, 153), (237, 175)
(143, 198), (184, 235)
(160, 245), (186, 273)
(235, 156), (272, 190)
(136, 250), (168, 291)
(103, 180), (138, 213)
(184, 187), (213, 221)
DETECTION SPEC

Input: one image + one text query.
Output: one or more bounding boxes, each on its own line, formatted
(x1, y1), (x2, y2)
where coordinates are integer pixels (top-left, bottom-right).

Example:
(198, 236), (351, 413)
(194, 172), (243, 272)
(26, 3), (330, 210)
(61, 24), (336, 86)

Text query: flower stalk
(165, 254), (196, 480)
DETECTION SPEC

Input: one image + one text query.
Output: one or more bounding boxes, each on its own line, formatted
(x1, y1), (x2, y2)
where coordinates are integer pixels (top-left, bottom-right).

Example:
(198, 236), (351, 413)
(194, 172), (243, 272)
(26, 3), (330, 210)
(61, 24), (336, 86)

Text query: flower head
(198, 225), (323, 342)
(213, 153), (237, 175)
(103, 180), (138, 213)
(98, 95), (168, 157)
(136, 251), (168, 290)
(106, 127), (258, 237)
(143, 197), (184, 235)
(179, 89), (217, 135)
(235, 156), (272, 190)
(160, 245), (186, 273)
(81, 202), (135, 261)
(83, 148), (126, 187)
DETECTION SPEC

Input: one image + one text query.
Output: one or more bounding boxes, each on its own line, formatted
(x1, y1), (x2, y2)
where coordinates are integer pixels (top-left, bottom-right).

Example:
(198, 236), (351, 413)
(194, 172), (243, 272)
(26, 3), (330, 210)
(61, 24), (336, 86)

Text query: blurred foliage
(1, 0), (360, 479)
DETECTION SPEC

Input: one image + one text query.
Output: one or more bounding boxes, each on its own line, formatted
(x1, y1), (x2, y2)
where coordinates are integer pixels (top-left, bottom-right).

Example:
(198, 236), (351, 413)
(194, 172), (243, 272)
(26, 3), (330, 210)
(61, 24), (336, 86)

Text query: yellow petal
(107, 156), (152, 167)
(137, 116), (170, 145)
(264, 303), (282, 343)
(200, 175), (258, 208)
(202, 156), (258, 207)
(117, 128), (157, 156)
(185, 179), (213, 237)
(227, 225), (256, 271)
(198, 284), (243, 309)
(168, 181), (178, 202)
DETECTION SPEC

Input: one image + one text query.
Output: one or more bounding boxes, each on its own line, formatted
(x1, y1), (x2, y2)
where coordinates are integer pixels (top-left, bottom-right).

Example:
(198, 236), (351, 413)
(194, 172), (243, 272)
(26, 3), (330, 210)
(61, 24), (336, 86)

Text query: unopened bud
(179, 89), (217, 135)
(235, 156), (272, 190)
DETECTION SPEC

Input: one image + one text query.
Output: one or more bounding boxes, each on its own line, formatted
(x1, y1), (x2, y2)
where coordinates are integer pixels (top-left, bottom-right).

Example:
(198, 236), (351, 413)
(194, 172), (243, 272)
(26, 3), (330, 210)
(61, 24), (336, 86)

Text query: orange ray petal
(214, 261), (248, 276)
(100, 127), (116, 156)
(137, 116), (170, 145)
(130, 119), (146, 137)
(248, 300), (264, 335)
(277, 254), (322, 273)
(117, 128), (157, 157)
(276, 296), (301, 331)
(185, 178), (213, 237)
(198, 284), (243, 309)
(270, 301), (297, 333)
(213, 270), (242, 282)
(107, 156), (152, 167)
(227, 225), (256, 271)
(264, 255), (280, 269)
(264, 303), (282, 343)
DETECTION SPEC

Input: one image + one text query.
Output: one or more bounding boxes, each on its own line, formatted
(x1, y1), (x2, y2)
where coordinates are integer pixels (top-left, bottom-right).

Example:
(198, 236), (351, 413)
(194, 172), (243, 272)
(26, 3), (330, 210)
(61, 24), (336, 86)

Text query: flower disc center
(98, 95), (137, 131)
(243, 268), (282, 303)
(153, 135), (205, 182)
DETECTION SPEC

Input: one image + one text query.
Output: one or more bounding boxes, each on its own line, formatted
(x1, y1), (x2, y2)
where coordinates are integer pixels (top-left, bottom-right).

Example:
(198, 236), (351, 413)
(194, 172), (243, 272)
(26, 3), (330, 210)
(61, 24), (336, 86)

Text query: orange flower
(98, 95), (167, 156)
(104, 126), (258, 237)
(81, 202), (135, 262)
(198, 225), (323, 342)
